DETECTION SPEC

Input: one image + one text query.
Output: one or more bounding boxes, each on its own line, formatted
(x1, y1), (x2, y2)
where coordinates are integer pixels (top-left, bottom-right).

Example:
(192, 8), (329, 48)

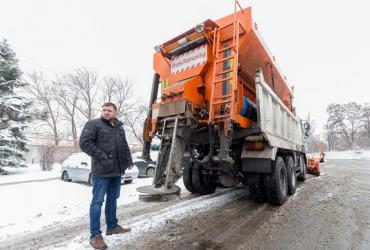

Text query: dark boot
(90, 234), (107, 249)
(106, 225), (131, 235)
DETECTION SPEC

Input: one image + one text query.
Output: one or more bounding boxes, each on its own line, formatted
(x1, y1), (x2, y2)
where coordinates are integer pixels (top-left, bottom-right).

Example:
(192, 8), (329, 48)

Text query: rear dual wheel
(247, 156), (290, 205)
(285, 156), (297, 195)
(267, 156), (288, 205)
(297, 154), (307, 181)
(182, 158), (196, 193)
(182, 158), (217, 195)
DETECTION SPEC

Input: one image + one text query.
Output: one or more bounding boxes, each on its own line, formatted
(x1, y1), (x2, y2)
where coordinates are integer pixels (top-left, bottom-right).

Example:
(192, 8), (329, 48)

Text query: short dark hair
(102, 102), (117, 111)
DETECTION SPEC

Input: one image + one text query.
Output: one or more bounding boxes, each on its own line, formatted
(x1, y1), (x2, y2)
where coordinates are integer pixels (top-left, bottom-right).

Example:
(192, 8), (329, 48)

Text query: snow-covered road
(0, 176), (153, 241)
(41, 159), (370, 250)
(45, 188), (245, 249)
(1, 152), (370, 249)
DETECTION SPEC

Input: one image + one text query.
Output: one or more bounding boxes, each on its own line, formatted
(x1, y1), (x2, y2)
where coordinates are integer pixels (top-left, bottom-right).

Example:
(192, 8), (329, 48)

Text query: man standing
(80, 102), (133, 249)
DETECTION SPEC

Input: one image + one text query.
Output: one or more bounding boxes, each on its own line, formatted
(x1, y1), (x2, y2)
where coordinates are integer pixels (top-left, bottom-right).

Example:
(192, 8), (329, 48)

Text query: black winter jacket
(79, 117), (133, 177)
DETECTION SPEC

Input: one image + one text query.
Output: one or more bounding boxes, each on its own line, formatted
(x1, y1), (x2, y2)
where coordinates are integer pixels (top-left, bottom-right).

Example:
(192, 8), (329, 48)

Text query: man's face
(101, 105), (117, 120)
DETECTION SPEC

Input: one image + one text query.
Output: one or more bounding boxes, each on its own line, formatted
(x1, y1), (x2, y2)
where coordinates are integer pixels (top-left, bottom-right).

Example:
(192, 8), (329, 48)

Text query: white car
(131, 143), (159, 161)
(61, 152), (139, 185)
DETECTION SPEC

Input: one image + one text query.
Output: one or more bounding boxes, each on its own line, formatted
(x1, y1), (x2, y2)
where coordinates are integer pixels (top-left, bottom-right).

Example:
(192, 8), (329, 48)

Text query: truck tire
(285, 156), (297, 195)
(182, 158), (196, 193)
(297, 155), (307, 181)
(266, 156), (288, 205)
(247, 173), (267, 203)
(191, 164), (217, 195)
(218, 173), (240, 188)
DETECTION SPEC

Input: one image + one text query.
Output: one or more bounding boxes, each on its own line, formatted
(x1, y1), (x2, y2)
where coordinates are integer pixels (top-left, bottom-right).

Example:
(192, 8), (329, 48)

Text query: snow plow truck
(137, 1), (310, 205)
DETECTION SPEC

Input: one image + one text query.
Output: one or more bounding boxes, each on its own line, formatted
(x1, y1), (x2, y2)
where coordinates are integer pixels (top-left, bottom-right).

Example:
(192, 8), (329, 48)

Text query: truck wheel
(218, 173), (240, 188)
(297, 155), (307, 181)
(201, 174), (217, 195)
(267, 156), (288, 205)
(192, 164), (216, 195)
(285, 156), (297, 195)
(182, 158), (196, 193)
(247, 173), (267, 203)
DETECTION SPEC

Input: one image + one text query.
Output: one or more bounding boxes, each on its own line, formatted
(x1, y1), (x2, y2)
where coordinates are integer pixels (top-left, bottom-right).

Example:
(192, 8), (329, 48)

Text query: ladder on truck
(152, 116), (185, 189)
(209, 1), (245, 127)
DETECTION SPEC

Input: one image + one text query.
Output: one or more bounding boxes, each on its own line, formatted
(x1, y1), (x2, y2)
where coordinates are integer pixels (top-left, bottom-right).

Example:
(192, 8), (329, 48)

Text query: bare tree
(324, 123), (338, 151)
(28, 71), (60, 145)
(39, 141), (55, 171)
(327, 103), (351, 149)
(102, 76), (138, 117)
(53, 74), (80, 150)
(344, 102), (362, 149)
(325, 102), (363, 150)
(101, 76), (143, 144)
(69, 67), (99, 121)
(102, 77), (116, 103)
(123, 105), (148, 145)
(362, 103), (370, 146)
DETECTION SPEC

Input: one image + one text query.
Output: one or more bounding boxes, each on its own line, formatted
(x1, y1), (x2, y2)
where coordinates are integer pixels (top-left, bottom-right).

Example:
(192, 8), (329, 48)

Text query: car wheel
(88, 173), (93, 185)
(62, 171), (71, 182)
(146, 167), (155, 177)
(124, 179), (133, 184)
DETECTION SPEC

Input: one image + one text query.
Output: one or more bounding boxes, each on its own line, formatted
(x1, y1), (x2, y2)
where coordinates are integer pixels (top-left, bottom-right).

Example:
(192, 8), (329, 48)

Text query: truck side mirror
(302, 121), (311, 140)
(304, 132), (310, 140)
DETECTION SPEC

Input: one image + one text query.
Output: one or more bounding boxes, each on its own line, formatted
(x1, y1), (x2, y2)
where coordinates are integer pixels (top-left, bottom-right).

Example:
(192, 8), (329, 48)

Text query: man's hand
(128, 165), (133, 170)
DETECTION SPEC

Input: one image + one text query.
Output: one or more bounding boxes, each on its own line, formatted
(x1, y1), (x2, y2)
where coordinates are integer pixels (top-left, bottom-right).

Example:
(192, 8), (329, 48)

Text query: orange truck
(138, 1), (311, 205)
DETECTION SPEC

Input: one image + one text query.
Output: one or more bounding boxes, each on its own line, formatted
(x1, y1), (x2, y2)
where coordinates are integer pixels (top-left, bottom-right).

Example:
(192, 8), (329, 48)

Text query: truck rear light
(245, 141), (264, 151)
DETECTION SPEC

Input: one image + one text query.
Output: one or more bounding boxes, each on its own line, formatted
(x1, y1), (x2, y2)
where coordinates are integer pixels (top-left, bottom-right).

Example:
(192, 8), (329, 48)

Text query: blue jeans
(90, 176), (121, 238)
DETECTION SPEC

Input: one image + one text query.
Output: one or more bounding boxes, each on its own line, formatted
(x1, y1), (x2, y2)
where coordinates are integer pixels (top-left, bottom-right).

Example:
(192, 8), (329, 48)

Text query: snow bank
(316, 150), (370, 160)
(0, 163), (62, 185)
(0, 177), (153, 241)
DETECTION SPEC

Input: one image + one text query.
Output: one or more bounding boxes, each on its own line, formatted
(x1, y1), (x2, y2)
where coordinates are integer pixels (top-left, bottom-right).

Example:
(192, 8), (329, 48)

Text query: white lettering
(171, 45), (207, 74)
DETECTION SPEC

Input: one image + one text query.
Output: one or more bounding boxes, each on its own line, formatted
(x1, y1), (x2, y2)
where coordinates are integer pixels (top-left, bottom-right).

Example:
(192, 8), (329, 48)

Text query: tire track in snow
(43, 187), (247, 249)
(0, 177), (59, 186)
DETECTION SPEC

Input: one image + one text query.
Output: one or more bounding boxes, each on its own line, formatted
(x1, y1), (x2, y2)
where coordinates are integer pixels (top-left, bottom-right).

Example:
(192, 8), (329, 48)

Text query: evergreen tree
(0, 39), (33, 171)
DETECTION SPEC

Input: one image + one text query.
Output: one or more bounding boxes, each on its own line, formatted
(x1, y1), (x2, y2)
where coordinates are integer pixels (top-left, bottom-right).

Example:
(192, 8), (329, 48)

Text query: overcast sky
(1, 0), (369, 136)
